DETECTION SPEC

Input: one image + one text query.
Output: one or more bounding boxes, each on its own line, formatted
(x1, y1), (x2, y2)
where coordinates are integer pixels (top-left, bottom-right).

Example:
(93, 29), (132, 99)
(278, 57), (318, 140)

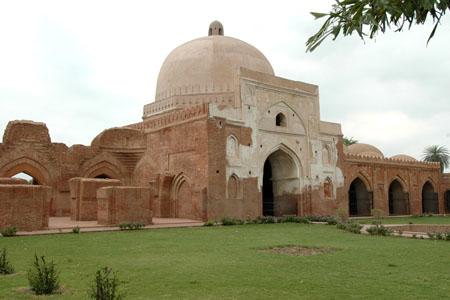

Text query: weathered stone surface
(69, 178), (121, 221)
(0, 185), (51, 231)
(97, 186), (153, 225)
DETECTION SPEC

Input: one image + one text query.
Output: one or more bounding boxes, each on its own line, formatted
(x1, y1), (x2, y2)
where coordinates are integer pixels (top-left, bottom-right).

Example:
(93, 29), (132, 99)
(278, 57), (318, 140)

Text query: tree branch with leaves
(306, 0), (450, 52)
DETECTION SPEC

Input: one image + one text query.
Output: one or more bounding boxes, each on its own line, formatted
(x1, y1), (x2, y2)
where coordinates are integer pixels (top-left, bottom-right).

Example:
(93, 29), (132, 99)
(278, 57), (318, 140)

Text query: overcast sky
(0, 0), (449, 161)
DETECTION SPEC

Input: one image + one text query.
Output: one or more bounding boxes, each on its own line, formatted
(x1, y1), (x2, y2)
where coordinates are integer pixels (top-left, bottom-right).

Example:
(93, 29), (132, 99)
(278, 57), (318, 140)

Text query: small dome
(346, 143), (384, 158)
(391, 154), (416, 161)
(155, 21), (274, 102)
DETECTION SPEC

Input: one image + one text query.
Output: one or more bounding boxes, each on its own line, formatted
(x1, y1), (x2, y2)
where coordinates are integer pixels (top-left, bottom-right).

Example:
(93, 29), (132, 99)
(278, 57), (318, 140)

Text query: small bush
(221, 217), (244, 226)
(203, 220), (216, 227)
(336, 221), (362, 234)
(326, 217), (338, 225)
(255, 216), (276, 224)
(89, 267), (122, 300)
(0, 248), (14, 275)
(0, 226), (17, 237)
(279, 216), (310, 224)
(335, 208), (348, 223)
(366, 225), (392, 236)
(119, 223), (145, 230)
(72, 226), (80, 234)
(27, 254), (59, 295)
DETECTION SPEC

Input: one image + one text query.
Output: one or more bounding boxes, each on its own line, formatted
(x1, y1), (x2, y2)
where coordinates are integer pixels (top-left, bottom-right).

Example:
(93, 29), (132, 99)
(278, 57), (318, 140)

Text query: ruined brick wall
(97, 186), (153, 225)
(0, 185), (51, 231)
(69, 178), (121, 221)
(206, 118), (261, 220)
(133, 105), (210, 220)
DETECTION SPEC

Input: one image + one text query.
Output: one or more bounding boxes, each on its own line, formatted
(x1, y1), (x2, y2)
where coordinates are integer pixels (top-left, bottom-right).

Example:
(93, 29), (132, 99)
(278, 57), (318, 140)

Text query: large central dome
(155, 21), (274, 101)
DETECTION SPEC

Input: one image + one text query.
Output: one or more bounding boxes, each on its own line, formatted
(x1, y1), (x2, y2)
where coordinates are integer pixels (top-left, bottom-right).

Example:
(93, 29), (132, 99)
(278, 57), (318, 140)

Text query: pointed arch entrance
(262, 147), (301, 216)
(348, 178), (372, 216)
(422, 181), (438, 214)
(388, 180), (409, 215)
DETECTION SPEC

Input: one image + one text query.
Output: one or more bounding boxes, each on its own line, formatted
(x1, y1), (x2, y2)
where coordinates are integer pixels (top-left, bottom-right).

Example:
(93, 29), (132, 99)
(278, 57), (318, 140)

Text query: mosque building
(1, 21), (449, 230)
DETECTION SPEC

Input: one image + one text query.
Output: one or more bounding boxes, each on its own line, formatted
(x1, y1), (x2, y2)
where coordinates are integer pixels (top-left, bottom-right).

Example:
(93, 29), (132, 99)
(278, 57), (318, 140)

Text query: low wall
(69, 178), (121, 221)
(0, 184), (51, 231)
(389, 224), (450, 233)
(97, 186), (153, 225)
(0, 177), (28, 184)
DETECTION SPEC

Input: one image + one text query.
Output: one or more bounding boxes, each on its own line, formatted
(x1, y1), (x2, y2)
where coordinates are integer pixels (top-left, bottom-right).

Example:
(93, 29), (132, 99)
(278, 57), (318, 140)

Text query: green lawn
(355, 215), (450, 225)
(1, 224), (450, 299)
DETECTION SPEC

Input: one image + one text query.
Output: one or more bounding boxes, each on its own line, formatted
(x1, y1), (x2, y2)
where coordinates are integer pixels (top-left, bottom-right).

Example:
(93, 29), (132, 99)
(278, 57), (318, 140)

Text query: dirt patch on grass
(259, 245), (338, 256)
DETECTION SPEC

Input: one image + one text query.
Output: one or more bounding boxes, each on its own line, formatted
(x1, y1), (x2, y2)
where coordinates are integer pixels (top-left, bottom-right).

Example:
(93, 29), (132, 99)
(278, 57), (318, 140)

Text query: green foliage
(221, 217), (245, 226)
(203, 220), (217, 227)
(27, 254), (60, 295)
(0, 226), (17, 237)
(0, 248), (14, 275)
(255, 216), (276, 224)
(336, 221), (362, 234)
(118, 223), (145, 230)
(427, 232), (450, 241)
(343, 136), (358, 146)
(89, 267), (122, 300)
(366, 224), (392, 236)
(306, 0), (450, 52)
(335, 208), (348, 223)
(305, 215), (337, 224)
(72, 226), (81, 234)
(422, 145), (450, 172)
(278, 215), (310, 224)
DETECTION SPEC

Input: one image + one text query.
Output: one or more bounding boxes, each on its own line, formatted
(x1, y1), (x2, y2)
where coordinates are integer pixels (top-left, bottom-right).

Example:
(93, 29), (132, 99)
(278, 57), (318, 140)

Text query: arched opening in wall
(94, 174), (111, 179)
(388, 180), (409, 215)
(445, 190), (450, 213)
(275, 113), (287, 127)
(348, 178), (372, 216)
(176, 180), (193, 219)
(262, 148), (300, 216)
(11, 172), (38, 184)
(228, 174), (239, 199)
(422, 181), (438, 214)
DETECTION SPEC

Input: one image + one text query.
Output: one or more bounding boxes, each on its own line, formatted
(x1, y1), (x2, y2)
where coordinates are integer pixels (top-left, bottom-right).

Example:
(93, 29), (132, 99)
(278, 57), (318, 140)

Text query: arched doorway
(388, 180), (409, 215)
(94, 174), (112, 179)
(445, 190), (450, 214)
(422, 181), (438, 214)
(348, 178), (372, 216)
(262, 148), (300, 216)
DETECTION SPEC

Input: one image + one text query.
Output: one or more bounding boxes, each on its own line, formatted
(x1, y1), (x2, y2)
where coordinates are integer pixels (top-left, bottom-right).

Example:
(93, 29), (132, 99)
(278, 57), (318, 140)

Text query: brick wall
(97, 186), (153, 225)
(0, 184), (51, 231)
(69, 178), (121, 221)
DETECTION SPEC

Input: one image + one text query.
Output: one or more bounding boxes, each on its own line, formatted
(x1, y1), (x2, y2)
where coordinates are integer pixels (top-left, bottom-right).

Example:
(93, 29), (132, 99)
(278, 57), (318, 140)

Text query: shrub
(336, 221), (362, 234)
(203, 220), (216, 227)
(255, 216), (276, 224)
(279, 216), (310, 224)
(119, 223), (145, 230)
(335, 208), (348, 223)
(221, 217), (244, 226)
(326, 217), (338, 225)
(0, 248), (14, 275)
(89, 267), (122, 300)
(72, 226), (80, 234)
(0, 226), (17, 237)
(27, 254), (59, 295)
(366, 224), (392, 236)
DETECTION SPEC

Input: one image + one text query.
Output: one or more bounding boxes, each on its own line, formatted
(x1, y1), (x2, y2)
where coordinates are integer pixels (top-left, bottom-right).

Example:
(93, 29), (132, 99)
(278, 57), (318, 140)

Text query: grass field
(355, 215), (450, 225)
(1, 224), (450, 299)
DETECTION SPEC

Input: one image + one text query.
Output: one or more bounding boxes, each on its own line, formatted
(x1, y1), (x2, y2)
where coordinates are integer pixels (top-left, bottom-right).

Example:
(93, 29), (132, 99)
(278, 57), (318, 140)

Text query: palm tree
(422, 145), (450, 173)
(343, 136), (358, 146)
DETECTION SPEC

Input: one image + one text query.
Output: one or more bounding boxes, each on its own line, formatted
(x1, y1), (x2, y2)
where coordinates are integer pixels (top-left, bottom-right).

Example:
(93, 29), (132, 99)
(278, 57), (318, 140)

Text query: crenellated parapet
(345, 153), (440, 169)
(134, 103), (209, 132)
(143, 92), (234, 118)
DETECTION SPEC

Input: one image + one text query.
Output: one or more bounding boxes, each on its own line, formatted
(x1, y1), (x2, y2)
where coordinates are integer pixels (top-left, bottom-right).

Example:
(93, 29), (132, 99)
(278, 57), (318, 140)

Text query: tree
(343, 136), (358, 146)
(422, 145), (449, 172)
(306, 0), (450, 52)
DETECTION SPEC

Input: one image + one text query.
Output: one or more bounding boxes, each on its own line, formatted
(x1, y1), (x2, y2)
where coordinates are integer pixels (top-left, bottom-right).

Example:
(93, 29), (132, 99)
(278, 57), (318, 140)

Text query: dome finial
(208, 20), (224, 36)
